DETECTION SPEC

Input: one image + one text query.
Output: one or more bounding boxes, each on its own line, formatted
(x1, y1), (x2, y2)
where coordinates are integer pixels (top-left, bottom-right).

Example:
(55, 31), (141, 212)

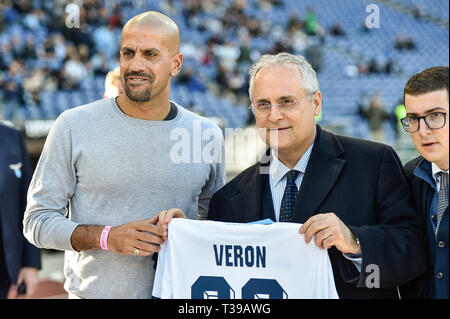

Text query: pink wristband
(100, 226), (112, 250)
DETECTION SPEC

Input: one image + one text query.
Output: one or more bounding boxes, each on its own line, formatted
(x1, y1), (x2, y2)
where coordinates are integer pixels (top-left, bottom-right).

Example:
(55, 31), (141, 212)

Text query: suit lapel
(292, 126), (346, 223)
(421, 179), (433, 224)
(415, 157), (437, 223)
(231, 162), (268, 222)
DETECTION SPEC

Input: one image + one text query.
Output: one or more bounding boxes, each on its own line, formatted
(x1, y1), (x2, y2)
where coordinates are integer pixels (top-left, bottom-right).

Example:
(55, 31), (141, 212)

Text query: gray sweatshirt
(23, 97), (225, 298)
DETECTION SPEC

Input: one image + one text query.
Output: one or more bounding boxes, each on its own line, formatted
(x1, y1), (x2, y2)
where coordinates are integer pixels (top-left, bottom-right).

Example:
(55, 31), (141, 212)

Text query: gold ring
(133, 249), (140, 256)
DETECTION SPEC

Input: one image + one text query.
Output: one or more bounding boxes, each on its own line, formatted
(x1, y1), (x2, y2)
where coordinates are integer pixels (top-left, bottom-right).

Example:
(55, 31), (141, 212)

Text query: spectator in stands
(304, 7), (324, 38)
(305, 41), (323, 73)
(223, 0), (246, 32)
(180, 41), (200, 64)
(394, 34), (417, 51)
(258, 0), (283, 11)
(107, 3), (124, 28)
(62, 51), (88, 90)
(201, 39), (216, 66)
(214, 40), (241, 72)
(41, 37), (64, 73)
(91, 51), (110, 77)
(0, 60), (26, 120)
(357, 91), (371, 116)
(357, 59), (369, 76)
(360, 91), (390, 142)
(385, 58), (401, 74)
(368, 58), (384, 74)
(412, 5), (423, 20)
(0, 6), (4, 34)
(21, 36), (37, 63)
(92, 22), (119, 61)
(22, 67), (45, 114)
(23, 68), (45, 95)
(176, 66), (206, 93)
(10, 35), (23, 60)
(237, 37), (252, 67)
(287, 11), (303, 32)
(243, 16), (263, 37)
(227, 67), (247, 101)
(215, 63), (229, 93)
(0, 123), (41, 299)
(329, 21), (346, 37)
(182, 0), (203, 28)
(305, 7), (318, 36)
(287, 19), (309, 55)
(52, 33), (68, 63)
(269, 40), (293, 55)
(42, 69), (59, 92)
(0, 43), (14, 72)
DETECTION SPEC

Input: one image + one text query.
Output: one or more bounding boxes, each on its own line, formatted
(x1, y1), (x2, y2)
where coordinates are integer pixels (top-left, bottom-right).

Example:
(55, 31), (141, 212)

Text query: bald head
(122, 11), (180, 53)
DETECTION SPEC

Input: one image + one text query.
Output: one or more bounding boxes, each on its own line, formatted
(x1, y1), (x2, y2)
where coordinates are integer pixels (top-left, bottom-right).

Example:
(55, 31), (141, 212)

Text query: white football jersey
(152, 218), (338, 299)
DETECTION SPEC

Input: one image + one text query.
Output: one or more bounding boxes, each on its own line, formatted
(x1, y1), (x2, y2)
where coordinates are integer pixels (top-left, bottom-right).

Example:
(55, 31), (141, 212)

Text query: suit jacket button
(437, 272), (444, 279)
(438, 241), (445, 248)
(431, 214), (437, 222)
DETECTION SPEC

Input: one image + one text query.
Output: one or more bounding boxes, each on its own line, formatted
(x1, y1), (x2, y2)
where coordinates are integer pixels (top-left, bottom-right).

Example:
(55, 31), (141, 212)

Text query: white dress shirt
(268, 143), (314, 222)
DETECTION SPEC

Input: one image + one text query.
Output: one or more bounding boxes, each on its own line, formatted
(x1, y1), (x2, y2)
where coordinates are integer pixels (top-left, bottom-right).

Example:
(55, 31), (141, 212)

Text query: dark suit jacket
(0, 124), (41, 283)
(208, 125), (427, 299)
(401, 156), (448, 299)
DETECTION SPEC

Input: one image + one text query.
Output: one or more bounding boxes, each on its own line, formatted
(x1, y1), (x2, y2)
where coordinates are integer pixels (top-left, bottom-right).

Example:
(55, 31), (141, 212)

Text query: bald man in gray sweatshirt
(23, 12), (225, 298)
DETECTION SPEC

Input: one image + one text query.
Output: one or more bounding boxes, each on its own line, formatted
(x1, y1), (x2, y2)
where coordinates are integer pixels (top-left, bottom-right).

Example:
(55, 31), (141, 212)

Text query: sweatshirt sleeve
(23, 114), (79, 251)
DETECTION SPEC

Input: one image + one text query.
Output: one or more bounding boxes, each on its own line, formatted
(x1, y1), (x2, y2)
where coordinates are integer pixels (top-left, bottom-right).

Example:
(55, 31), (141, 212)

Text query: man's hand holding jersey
(70, 208), (186, 256)
(299, 213), (361, 255)
(108, 208), (186, 256)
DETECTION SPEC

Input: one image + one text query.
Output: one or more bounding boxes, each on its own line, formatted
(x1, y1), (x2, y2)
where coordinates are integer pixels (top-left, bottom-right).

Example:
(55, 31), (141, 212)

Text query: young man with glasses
(400, 66), (448, 299)
(208, 52), (427, 298)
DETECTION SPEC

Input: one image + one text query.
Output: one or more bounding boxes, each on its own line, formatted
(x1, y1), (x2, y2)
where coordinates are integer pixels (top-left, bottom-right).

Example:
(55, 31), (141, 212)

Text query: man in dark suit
(208, 53), (427, 298)
(400, 66), (448, 299)
(0, 123), (41, 298)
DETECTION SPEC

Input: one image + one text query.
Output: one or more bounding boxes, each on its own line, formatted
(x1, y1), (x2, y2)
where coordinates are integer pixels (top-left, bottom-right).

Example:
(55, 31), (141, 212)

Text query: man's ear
(313, 91), (322, 116)
(171, 53), (183, 77)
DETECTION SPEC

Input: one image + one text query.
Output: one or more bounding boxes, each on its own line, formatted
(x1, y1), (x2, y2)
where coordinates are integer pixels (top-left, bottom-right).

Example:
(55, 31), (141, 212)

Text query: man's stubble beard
(124, 83), (153, 102)
(123, 71), (155, 102)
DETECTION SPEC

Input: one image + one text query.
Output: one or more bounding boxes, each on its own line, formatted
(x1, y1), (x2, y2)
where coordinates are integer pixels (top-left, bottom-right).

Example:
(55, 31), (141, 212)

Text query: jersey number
(191, 276), (288, 299)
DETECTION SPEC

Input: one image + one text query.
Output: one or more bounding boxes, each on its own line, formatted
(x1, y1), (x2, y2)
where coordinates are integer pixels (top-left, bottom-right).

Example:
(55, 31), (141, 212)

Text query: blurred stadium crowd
(0, 0), (448, 143)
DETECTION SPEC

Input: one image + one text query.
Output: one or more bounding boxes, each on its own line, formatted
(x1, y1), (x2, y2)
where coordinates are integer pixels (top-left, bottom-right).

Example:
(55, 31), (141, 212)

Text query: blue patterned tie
(436, 172), (449, 235)
(279, 170), (300, 222)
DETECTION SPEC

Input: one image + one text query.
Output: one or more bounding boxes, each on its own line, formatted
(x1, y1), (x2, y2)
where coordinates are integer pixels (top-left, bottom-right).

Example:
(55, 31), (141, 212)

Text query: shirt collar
(270, 142), (314, 187)
(431, 162), (449, 182)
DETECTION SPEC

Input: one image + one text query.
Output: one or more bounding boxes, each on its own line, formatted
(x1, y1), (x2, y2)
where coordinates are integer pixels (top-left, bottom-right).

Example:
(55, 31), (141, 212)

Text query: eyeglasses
(400, 112), (447, 133)
(249, 98), (302, 116)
